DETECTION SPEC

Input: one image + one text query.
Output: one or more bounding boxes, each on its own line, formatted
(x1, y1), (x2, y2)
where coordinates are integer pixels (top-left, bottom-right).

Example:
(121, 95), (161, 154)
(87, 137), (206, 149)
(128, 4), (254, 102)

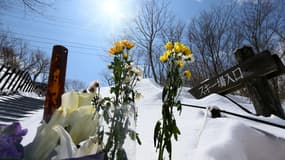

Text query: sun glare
(101, 0), (122, 20)
(86, 0), (136, 35)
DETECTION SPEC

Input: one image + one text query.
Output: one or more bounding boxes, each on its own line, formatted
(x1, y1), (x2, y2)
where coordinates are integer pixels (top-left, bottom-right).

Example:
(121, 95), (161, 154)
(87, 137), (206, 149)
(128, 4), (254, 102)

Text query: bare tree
(187, 4), (235, 79)
(0, 32), (21, 67)
(130, 0), (171, 83)
(29, 49), (50, 82)
(161, 20), (186, 43)
(0, 0), (52, 13)
(65, 79), (86, 92)
(234, 0), (285, 53)
(0, 47), (18, 67)
(234, 0), (285, 98)
(0, 32), (14, 48)
(0, 31), (50, 82)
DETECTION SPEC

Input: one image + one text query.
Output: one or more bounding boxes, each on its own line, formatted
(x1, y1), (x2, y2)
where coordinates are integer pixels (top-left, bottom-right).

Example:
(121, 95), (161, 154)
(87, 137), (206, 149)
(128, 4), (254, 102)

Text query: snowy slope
(16, 78), (285, 159)
(135, 79), (285, 160)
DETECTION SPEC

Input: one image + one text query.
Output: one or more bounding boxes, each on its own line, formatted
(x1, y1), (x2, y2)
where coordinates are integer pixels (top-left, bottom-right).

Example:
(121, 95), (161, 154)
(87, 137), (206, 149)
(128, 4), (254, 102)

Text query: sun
(101, 0), (123, 20)
(85, 0), (136, 35)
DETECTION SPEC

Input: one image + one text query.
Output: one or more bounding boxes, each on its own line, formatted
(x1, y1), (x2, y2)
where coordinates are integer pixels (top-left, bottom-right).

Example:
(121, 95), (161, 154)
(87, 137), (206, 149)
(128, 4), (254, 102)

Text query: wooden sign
(189, 51), (285, 99)
(43, 45), (68, 122)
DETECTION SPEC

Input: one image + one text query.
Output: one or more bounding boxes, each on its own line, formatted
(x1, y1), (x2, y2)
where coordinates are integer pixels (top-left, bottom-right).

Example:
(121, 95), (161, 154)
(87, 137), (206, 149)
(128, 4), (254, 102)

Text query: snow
(20, 109), (43, 145)
(193, 120), (285, 160)
(18, 91), (45, 100)
(4, 78), (285, 159)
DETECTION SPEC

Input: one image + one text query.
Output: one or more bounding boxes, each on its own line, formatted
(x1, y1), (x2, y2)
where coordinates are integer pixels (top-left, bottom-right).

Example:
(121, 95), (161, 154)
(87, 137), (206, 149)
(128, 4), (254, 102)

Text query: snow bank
(21, 109), (43, 145)
(193, 120), (285, 160)
(6, 78), (285, 159)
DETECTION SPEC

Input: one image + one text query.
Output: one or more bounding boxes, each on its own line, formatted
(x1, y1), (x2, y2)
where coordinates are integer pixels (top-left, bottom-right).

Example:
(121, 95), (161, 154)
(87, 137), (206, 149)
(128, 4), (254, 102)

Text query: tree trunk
(148, 42), (158, 83)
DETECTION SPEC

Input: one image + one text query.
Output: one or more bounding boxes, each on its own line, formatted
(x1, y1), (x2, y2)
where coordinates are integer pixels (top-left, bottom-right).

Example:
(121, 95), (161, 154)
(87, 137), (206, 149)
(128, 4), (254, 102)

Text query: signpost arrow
(189, 51), (285, 99)
(189, 46), (285, 119)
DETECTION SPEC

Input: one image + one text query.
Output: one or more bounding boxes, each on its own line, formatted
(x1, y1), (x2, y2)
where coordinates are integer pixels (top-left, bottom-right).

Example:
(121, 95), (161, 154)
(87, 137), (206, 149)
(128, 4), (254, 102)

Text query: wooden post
(43, 45), (68, 122)
(234, 46), (285, 119)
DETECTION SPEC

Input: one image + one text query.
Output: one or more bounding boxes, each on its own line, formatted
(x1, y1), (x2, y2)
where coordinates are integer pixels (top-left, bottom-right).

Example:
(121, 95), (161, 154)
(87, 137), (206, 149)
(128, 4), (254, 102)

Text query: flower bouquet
(24, 91), (103, 160)
(0, 40), (142, 160)
(94, 40), (143, 160)
(154, 42), (194, 160)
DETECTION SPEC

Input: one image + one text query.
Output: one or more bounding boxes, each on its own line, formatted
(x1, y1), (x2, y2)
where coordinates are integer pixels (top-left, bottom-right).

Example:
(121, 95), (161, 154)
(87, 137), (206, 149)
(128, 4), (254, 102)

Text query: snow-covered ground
(15, 78), (285, 159)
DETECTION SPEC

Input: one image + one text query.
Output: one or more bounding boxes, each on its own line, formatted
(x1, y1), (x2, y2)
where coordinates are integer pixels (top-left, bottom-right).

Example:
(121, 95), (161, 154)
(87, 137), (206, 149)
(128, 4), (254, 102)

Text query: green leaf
(173, 126), (181, 141)
(174, 133), (178, 141)
(128, 129), (136, 140)
(110, 87), (116, 94)
(124, 118), (130, 129)
(176, 101), (182, 115)
(103, 110), (109, 124)
(104, 97), (111, 101)
(162, 87), (168, 102)
(166, 140), (172, 157)
(154, 121), (161, 147)
(136, 133), (142, 145)
(117, 148), (128, 160)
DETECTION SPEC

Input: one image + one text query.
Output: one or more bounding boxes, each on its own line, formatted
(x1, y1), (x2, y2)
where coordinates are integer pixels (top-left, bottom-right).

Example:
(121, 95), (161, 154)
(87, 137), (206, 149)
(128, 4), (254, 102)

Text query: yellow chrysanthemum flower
(123, 53), (128, 59)
(160, 50), (172, 62)
(183, 47), (192, 56)
(164, 50), (172, 57)
(165, 41), (173, 50)
(184, 70), (191, 79)
(122, 40), (135, 50)
(159, 55), (168, 62)
(113, 41), (124, 53)
(176, 60), (185, 68)
(174, 42), (183, 53)
(180, 44), (186, 52)
(108, 48), (116, 55)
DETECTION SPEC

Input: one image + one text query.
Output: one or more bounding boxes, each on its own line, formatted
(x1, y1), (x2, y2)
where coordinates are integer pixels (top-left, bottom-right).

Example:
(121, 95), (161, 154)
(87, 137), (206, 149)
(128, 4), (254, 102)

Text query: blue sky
(0, 0), (219, 87)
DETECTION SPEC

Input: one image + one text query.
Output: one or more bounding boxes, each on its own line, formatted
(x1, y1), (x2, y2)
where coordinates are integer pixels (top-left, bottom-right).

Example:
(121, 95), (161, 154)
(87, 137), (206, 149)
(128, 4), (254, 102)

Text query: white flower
(51, 125), (103, 159)
(24, 92), (99, 160)
(183, 54), (195, 62)
(132, 66), (144, 80)
(124, 76), (131, 83)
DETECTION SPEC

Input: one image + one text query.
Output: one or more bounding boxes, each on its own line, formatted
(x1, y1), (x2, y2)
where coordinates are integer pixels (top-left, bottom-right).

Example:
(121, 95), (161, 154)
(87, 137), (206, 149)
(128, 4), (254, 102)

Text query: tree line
(0, 0), (54, 83)
(0, 0), (87, 90)
(0, 31), (86, 91)
(0, 31), (50, 83)
(1, 0), (285, 95)
(125, 0), (285, 98)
